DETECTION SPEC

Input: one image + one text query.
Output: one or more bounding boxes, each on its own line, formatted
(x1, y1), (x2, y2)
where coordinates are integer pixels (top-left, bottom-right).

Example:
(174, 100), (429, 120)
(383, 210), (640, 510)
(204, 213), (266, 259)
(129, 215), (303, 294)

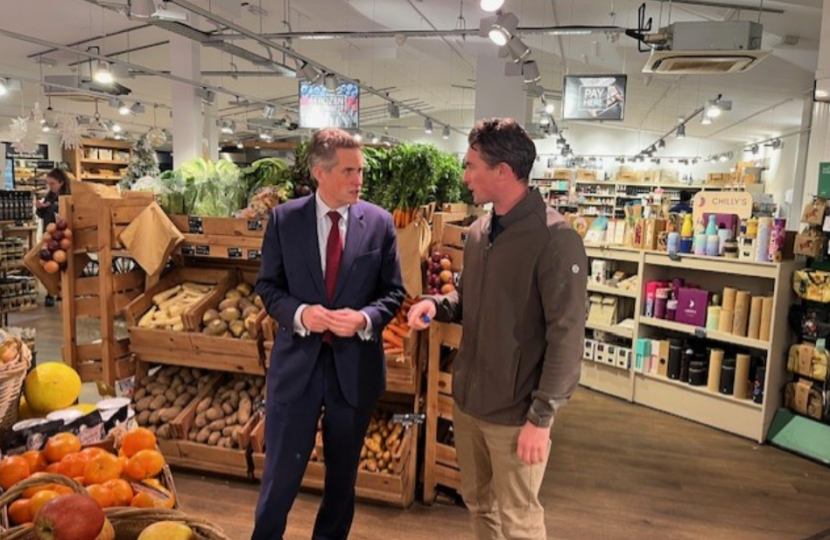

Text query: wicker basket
(0, 338), (32, 440)
(0, 474), (231, 540)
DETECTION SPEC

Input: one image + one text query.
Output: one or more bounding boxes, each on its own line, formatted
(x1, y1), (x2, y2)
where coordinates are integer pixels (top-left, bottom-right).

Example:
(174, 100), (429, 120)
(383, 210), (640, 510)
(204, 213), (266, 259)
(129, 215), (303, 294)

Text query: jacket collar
(498, 188), (545, 229)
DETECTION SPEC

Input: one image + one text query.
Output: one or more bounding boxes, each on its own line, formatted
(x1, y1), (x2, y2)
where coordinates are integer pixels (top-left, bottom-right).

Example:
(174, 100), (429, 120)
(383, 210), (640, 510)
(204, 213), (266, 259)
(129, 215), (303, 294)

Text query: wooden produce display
(63, 138), (132, 184)
(423, 321), (463, 504)
(169, 215), (267, 262)
(58, 191), (154, 387)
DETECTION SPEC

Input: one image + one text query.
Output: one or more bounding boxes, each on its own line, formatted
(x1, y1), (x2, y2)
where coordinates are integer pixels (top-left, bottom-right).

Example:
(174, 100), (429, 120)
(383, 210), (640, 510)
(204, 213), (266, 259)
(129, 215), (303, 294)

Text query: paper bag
(119, 202), (185, 277)
(23, 242), (61, 296)
(396, 218), (431, 298)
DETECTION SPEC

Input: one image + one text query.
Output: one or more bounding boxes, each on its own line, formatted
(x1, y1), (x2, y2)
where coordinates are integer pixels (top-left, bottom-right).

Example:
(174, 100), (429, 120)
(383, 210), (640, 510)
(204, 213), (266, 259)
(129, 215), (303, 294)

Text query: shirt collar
(315, 192), (350, 222)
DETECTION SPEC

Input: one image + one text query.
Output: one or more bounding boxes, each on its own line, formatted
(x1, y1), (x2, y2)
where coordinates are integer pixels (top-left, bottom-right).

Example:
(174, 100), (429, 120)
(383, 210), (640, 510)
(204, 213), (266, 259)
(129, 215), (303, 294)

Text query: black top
(35, 191), (59, 226)
(489, 213), (505, 244)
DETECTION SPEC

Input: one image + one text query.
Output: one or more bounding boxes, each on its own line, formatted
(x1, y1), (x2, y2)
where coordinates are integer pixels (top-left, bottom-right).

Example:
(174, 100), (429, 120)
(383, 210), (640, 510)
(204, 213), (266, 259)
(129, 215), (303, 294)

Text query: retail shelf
(586, 282), (638, 298)
(580, 358), (632, 401)
(81, 159), (129, 165)
(639, 316), (770, 352)
(636, 371), (762, 410)
(585, 321), (634, 339)
(82, 175), (122, 182)
(584, 245), (642, 263)
(642, 251), (782, 279)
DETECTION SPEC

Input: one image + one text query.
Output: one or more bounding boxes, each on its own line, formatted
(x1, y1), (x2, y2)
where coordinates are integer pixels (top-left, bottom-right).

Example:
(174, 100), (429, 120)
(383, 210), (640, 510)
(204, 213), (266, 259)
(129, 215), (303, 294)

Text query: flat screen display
(299, 81), (360, 129)
(562, 75), (627, 121)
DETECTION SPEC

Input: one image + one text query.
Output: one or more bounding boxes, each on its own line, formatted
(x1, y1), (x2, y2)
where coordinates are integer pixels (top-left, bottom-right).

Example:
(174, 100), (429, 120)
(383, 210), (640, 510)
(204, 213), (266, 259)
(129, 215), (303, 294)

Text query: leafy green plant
(241, 158), (292, 202)
(164, 158), (245, 217)
(433, 152), (465, 208)
(387, 143), (439, 210)
(362, 146), (391, 209)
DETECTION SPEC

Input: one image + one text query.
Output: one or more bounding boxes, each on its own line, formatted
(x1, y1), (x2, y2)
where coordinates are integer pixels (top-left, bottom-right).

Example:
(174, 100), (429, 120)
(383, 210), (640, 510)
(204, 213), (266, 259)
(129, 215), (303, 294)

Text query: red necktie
(323, 211), (342, 344)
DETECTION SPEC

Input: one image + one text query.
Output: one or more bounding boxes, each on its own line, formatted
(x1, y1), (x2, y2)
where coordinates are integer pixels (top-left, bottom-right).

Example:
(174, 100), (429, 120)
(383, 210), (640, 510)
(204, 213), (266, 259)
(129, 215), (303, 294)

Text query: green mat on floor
(768, 409), (830, 466)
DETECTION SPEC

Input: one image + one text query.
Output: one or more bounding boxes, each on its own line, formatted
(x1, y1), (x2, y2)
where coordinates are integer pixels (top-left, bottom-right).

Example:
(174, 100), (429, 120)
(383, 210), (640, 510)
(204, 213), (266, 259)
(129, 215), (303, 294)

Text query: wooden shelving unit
(582, 244), (800, 443)
(63, 138), (131, 184)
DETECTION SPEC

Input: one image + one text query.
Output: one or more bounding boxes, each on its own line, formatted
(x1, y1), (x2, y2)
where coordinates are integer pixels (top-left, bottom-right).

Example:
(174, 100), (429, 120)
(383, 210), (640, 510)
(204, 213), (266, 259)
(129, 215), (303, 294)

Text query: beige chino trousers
(453, 403), (550, 540)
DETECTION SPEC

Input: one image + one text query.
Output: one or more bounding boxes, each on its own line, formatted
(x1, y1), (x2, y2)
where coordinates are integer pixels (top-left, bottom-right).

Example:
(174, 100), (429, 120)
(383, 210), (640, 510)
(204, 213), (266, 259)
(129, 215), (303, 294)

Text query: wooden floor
(11, 303), (830, 540)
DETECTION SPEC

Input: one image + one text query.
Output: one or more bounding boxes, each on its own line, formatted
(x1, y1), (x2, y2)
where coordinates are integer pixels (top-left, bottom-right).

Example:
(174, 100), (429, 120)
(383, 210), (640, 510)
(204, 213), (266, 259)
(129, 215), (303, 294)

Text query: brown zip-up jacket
(432, 189), (587, 427)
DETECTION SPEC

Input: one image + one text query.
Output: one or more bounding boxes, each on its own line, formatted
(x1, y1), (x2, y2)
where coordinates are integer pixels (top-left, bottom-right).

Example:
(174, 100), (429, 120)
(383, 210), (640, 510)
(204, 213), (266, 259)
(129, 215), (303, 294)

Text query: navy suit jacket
(255, 195), (406, 408)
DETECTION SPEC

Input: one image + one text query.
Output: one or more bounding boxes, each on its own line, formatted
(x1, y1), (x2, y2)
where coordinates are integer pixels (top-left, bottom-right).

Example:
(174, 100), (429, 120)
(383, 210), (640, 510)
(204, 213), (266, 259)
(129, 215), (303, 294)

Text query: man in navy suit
(251, 128), (405, 540)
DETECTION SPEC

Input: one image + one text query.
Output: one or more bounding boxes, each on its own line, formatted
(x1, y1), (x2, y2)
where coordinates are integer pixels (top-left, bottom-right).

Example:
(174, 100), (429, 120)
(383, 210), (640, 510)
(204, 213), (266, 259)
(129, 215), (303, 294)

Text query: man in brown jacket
(408, 118), (587, 540)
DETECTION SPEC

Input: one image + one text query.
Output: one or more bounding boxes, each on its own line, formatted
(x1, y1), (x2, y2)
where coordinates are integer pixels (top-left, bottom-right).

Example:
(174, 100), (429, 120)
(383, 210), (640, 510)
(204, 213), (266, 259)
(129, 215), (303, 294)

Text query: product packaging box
(605, 344), (617, 366)
(676, 287), (710, 327)
(644, 218), (667, 250)
(635, 339), (651, 373)
(595, 342), (607, 364)
(584, 339), (596, 361)
(616, 347), (631, 369)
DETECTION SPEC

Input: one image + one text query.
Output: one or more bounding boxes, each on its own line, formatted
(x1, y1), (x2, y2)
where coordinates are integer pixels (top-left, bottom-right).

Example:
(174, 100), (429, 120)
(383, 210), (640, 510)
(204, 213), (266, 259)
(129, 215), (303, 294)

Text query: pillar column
(170, 30), (202, 166)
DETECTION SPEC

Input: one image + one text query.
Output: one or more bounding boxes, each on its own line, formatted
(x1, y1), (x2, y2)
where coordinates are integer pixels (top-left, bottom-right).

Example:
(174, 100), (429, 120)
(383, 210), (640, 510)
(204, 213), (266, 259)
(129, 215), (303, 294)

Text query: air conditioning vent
(643, 50), (770, 74)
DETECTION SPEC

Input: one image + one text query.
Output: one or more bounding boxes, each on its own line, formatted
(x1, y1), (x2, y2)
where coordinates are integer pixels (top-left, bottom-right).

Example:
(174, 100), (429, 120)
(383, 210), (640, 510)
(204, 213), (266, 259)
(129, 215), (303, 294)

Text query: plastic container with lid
(46, 409), (84, 425)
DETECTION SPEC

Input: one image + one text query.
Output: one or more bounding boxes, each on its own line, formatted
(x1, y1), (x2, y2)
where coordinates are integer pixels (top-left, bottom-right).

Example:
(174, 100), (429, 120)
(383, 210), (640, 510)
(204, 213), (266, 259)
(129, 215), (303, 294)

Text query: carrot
(387, 324), (409, 339)
(383, 330), (404, 348)
(392, 209), (400, 228)
(384, 347), (403, 356)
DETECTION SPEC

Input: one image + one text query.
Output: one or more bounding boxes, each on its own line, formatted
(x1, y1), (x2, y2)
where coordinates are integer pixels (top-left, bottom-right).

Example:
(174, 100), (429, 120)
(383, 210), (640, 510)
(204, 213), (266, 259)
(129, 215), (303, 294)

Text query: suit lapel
(300, 196), (326, 301)
(333, 203), (367, 304)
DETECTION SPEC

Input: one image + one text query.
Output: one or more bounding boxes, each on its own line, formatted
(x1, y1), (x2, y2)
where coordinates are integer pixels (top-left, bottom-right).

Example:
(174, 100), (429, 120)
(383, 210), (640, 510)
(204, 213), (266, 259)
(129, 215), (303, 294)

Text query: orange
(58, 452), (89, 478)
(103, 479), (133, 506)
(44, 433), (81, 463)
(45, 462), (61, 474)
(130, 491), (166, 508)
(0, 456), (31, 490)
(29, 490), (59, 516)
(84, 453), (122, 485)
(121, 428), (156, 458)
(52, 484), (74, 496)
(141, 479), (175, 509)
(8, 499), (33, 525)
(124, 450), (164, 481)
(86, 484), (115, 508)
(22, 451), (48, 474)
(81, 447), (108, 460)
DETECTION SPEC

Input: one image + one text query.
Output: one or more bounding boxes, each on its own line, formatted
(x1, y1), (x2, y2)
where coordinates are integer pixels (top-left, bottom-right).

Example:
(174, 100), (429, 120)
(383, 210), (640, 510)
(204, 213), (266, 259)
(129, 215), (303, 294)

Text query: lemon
(68, 403), (98, 415)
(24, 362), (82, 413)
(18, 396), (35, 420)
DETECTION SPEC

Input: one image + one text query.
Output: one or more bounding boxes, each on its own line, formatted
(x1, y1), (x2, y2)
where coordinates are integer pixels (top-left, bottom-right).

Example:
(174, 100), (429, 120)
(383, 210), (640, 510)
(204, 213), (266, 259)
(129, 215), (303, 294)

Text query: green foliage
(240, 158), (292, 203)
(121, 135), (160, 189)
(362, 146), (391, 209)
(157, 158), (244, 217)
(432, 152), (465, 208)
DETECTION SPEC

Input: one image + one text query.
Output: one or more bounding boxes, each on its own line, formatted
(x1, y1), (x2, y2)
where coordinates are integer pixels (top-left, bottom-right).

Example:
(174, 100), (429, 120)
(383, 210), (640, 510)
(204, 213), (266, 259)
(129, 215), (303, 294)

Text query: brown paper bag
(119, 202), (185, 277)
(395, 218), (431, 299)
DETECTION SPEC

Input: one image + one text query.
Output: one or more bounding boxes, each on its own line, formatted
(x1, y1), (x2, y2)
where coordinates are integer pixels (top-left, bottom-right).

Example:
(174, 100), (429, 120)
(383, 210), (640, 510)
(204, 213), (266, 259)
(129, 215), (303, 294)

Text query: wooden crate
(424, 321), (464, 504)
(169, 215), (268, 238)
(433, 212), (466, 251)
(178, 233), (265, 261)
(385, 326), (420, 395)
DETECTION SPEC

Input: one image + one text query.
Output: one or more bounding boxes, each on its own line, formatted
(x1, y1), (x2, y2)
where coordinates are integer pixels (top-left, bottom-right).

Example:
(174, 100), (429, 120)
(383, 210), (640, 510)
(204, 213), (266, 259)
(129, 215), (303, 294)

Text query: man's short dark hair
(468, 118), (536, 183)
(308, 127), (361, 171)
(679, 190), (692, 203)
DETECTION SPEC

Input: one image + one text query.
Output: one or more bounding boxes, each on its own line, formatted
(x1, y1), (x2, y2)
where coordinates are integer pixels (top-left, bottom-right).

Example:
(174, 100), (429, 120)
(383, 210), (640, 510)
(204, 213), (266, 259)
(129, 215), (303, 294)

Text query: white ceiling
(0, 0), (822, 149)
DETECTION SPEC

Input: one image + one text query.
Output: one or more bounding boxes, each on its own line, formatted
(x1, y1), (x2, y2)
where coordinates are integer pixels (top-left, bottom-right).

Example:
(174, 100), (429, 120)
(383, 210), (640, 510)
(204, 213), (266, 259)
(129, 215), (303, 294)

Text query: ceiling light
(295, 60), (321, 83)
(371, 134), (380, 144)
(506, 37), (531, 63)
(424, 118), (434, 134)
(488, 12), (519, 47)
(540, 116), (551, 126)
(522, 60), (541, 83)
(388, 102), (400, 118)
(94, 61), (115, 85)
(353, 133), (362, 142)
(0, 79), (7, 97)
(262, 104), (275, 119)
(676, 124), (686, 138)
(221, 121), (234, 135)
(324, 73), (337, 92)
(480, 0), (505, 11)
(705, 106), (722, 119)
(115, 100), (129, 115)
(112, 123), (122, 133)
(701, 115), (712, 125)
(130, 102), (145, 115)
(544, 103), (555, 115)
(442, 125), (450, 139)
(259, 131), (270, 140)
(719, 154), (729, 162)
(42, 124), (50, 133)
(657, 139), (666, 149)
(236, 142), (244, 149)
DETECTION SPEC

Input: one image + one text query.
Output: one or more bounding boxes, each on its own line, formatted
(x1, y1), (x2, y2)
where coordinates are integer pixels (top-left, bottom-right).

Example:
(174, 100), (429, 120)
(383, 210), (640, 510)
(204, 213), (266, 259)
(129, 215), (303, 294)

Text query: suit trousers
(251, 344), (376, 540)
(453, 403), (550, 540)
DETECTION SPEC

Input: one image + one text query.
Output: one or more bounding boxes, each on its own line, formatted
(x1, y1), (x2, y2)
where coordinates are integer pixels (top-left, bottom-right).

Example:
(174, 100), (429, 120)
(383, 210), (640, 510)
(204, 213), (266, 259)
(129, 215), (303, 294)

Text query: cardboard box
(552, 169), (574, 180)
(584, 339), (596, 361)
(576, 169), (597, 181)
(660, 169), (679, 184)
(676, 288), (710, 327)
(644, 218), (667, 250)
(707, 172), (730, 185)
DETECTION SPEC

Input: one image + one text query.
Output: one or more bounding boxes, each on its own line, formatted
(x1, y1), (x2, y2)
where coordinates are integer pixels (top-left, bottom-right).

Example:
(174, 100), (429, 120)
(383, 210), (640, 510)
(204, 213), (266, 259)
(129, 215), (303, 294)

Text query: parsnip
(152, 285), (182, 305)
(138, 306), (157, 328)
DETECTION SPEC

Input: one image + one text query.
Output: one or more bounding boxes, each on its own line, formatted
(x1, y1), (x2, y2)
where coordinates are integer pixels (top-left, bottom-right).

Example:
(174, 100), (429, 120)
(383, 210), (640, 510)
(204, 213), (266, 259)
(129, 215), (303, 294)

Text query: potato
(236, 282), (253, 297)
(196, 426), (212, 443)
(196, 397), (212, 414)
(220, 307), (241, 322)
(226, 412), (238, 426)
(208, 432), (221, 446)
(140, 375), (153, 386)
(360, 446), (367, 459)
(137, 410), (151, 425)
(382, 450), (391, 462)
(222, 425), (235, 437)
(209, 419), (226, 431)
(232, 426), (242, 445)
(206, 407), (225, 421)
(135, 396), (153, 412)
(150, 387), (166, 397)
(134, 388), (147, 401)
(239, 400), (252, 424)
(163, 389), (177, 403)
(157, 424), (172, 440)
(229, 320), (245, 338)
(173, 394), (192, 408)
(149, 395), (167, 411)
(254, 296), (264, 309)
(364, 438), (381, 455)
(224, 289), (243, 301)
(195, 412), (207, 428)
(148, 425), (157, 435)
(367, 459), (378, 473)
(149, 410), (161, 425)
(161, 406), (183, 422)
(218, 298), (239, 312)
(228, 392), (240, 409)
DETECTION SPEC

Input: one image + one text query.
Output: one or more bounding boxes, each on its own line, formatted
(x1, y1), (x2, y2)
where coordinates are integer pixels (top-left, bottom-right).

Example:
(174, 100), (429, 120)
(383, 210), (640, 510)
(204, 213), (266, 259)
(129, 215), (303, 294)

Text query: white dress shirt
(293, 193), (373, 340)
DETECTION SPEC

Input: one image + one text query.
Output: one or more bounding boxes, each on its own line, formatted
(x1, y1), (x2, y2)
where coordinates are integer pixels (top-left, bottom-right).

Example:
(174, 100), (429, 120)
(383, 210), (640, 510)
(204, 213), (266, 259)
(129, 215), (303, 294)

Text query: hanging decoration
(121, 132), (160, 189)
(56, 113), (88, 150)
(8, 116), (39, 155)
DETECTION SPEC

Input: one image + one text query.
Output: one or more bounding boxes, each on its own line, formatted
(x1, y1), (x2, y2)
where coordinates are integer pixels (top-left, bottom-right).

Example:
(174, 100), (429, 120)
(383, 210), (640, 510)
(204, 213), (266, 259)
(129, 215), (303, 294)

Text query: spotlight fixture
(117, 100), (130, 115)
(111, 123), (122, 133)
(221, 121), (235, 135)
(544, 102), (555, 115)
(262, 104), (276, 119)
(0, 79), (7, 97)
(488, 12), (519, 47)
(480, 0), (505, 11)
(522, 60), (541, 84)
(42, 124), (51, 133)
(295, 60), (321, 83)
(701, 115), (712, 125)
(539, 115), (551, 126)
(768, 139), (783, 150)
(94, 60), (115, 85)
(506, 37), (531, 63)
(130, 102), (145, 115)
(353, 133), (363, 142)
(442, 125), (451, 139)
(676, 124), (686, 138)
(236, 142), (244, 149)
(324, 73), (338, 92)
(705, 98), (732, 119)
(657, 139), (666, 149)
(371, 134), (380, 144)
(719, 154), (729, 162)
(424, 118), (434, 134)
(750, 144), (759, 154)
(388, 102), (400, 119)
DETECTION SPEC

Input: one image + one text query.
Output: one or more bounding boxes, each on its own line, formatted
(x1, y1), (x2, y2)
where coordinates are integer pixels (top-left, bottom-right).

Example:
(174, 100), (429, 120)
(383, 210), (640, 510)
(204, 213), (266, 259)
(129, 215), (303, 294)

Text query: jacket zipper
(466, 239), (493, 402)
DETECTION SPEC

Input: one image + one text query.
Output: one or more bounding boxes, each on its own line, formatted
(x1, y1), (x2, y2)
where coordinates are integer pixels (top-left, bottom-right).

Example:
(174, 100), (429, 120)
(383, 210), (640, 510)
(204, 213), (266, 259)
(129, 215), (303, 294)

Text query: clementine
(45, 463), (61, 474)
(81, 447), (108, 460)
(124, 450), (164, 481)
(8, 499), (33, 525)
(58, 452), (89, 478)
(130, 491), (166, 508)
(83, 453), (122, 485)
(29, 489), (59, 516)
(0, 456), (31, 490)
(21, 450), (48, 473)
(103, 478), (133, 506)
(86, 484), (115, 508)
(44, 433), (81, 463)
(121, 428), (156, 458)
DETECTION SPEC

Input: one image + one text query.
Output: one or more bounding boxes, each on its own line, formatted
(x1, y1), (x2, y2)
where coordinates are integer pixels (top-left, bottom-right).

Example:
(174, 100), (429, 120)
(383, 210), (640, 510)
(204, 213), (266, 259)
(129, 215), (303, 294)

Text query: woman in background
(35, 168), (70, 307)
